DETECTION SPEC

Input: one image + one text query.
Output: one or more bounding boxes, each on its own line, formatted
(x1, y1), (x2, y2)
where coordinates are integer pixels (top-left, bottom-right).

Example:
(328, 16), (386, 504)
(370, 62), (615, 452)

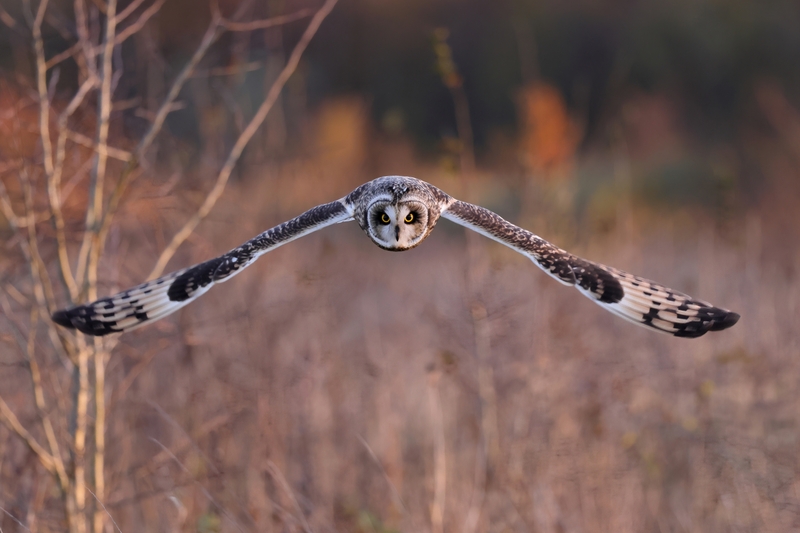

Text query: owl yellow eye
(404, 212), (415, 223)
(380, 213), (391, 224)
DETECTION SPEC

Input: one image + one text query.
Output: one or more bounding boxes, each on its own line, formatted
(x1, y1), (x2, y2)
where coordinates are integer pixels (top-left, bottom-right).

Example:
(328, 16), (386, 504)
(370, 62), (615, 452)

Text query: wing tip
(51, 306), (118, 336)
(672, 307), (740, 338)
(51, 309), (76, 329)
(709, 310), (740, 332)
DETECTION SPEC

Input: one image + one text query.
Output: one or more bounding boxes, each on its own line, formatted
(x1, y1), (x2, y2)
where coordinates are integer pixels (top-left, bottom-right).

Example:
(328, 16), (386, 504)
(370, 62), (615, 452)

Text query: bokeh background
(1, 0), (799, 531)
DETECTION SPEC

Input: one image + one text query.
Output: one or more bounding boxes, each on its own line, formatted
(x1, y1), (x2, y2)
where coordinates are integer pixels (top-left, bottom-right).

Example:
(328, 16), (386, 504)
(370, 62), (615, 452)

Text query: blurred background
(0, 0), (798, 531)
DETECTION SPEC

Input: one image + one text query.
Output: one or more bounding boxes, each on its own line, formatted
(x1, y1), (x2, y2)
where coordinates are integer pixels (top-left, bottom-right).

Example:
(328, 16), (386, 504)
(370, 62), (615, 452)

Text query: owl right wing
(441, 200), (739, 338)
(52, 200), (354, 336)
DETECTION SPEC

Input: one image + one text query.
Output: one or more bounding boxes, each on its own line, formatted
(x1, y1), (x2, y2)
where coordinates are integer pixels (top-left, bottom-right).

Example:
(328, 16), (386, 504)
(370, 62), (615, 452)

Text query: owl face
(366, 199), (430, 250)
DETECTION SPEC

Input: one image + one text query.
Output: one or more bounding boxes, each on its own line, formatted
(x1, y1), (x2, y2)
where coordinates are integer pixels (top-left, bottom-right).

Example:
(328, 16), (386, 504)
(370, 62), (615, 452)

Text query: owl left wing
(441, 200), (739, 338)
(52, 200), (353, 336)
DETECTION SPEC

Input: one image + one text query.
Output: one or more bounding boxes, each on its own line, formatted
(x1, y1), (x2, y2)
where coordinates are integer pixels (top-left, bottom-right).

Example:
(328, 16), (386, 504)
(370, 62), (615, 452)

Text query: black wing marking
(52, 200), (353, 336)
(442, 200), (739, 338)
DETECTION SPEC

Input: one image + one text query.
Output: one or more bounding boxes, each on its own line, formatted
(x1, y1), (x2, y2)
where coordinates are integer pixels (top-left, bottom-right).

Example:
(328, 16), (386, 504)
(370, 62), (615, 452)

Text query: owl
(52, 176), (739, 338)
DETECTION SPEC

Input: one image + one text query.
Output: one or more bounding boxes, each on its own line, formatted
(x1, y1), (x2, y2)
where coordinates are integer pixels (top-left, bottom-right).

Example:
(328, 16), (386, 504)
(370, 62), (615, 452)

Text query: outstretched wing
(52, 200), (353, 336)
(441, 200), (739, 338)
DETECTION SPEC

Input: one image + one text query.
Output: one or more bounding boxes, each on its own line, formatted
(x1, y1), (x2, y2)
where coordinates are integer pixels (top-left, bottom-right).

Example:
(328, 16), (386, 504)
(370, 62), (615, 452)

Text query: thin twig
(0, 6), (19, 29)
(93, 343), (108, 533)
(45, 42), (82, 69)
(149, 438), (246, 533)
(80, 0), (118, 303)
(19, 167), (57, 313)
(26, 307), (71, 495)
(266, 461), (313, 533)
(87, 488), (122, 533)
(66, 129), (131, 161)
(148, 0), (339, 279)
(0, 504), (31, 531)
(0, 178), (22, 227)
(72, 340), (91, 531)
(96, 4), (329, 277)
(0, 396), (57, 476)
(357, 434), (411, 523)
(220, 7), (314, 31)
(147, 400), (220, 475)
(136, 9), (221, 158)
(114, 0), (147, 22)
(74, 0), (97, 80)
(91, 9), (225, 274)
(33, 0), (54, 179)
(49, 75), (99, 301)
(122, 412), (232, 477)
(111, 0), (165, 45)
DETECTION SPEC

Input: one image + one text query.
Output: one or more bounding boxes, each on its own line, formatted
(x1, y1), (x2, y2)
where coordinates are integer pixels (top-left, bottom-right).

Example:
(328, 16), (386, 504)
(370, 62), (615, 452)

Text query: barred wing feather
(52, 201), (352, 336)
(442, 200), (739, 338)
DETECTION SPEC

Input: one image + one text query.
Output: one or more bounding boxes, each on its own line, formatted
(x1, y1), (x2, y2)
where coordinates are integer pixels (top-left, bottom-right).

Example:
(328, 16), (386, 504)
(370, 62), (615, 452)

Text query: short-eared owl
(52, 176), (739, 337)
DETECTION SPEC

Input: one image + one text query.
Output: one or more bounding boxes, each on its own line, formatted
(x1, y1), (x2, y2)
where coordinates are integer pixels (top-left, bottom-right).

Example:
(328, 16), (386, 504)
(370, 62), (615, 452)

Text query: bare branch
(34, 27), (97, 302)
(84, 3), (337, 291)
(0, 395), (58, 476)
(132, 100), (185, 121)
(0, 158), (24, 175)
(74, 0), (98, 80)
(114, 0), (148, 22)
(148, 0), (339, 279)
(136, 10), (222, 159)
(74, 0), (118, 300)
(90, 0), (108, 15)
(72, 341), (91, 527)
(220, 7), (314, 32)
(25, 308), (71, 494)
(33, 0), (54, 179)
(66, 129), (131, 161)
(88, 10), (225, 281)
(49, 75), (99, 302)
(112, 0), (165, 46)
(93, 348), (108, 533)
(45, 42), (82, 70)
(0, 178), (22, 227)
(0, 5), (18, 29)
(20, 168), (58, 313)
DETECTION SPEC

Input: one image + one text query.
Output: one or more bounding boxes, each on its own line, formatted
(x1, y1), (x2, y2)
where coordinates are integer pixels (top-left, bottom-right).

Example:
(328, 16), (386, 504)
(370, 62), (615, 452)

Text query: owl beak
(395, 225), (400, 241)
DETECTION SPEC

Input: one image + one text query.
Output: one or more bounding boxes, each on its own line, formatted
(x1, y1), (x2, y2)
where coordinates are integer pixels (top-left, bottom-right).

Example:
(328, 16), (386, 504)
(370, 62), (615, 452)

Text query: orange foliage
(518, 82), (580, 174)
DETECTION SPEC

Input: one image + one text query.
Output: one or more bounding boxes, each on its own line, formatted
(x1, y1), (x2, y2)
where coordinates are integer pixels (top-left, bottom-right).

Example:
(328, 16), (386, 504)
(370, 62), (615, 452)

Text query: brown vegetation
(1, 1), (798, 532)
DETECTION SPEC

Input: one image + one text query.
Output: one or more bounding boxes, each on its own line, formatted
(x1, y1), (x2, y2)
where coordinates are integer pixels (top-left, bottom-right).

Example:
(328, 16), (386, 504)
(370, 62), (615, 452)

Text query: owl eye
(404, 212), (415, 224)
(380, 213), (391, 224)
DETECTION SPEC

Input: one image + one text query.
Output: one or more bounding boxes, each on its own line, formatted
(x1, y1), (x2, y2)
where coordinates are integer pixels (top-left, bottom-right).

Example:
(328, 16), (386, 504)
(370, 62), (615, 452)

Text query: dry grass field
(1, 0), (799, 530)
(2, 141), (797, 531)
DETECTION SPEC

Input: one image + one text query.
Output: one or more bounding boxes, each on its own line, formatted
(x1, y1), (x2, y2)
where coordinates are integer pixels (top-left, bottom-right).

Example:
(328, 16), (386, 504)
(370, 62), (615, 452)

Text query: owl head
(361, 177), (438, 250)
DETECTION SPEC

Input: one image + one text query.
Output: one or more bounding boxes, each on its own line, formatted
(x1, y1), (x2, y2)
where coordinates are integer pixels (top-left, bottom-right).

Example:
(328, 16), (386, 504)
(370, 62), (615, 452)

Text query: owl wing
(52, 200), (353, 336)
(441, 200), (739, 338)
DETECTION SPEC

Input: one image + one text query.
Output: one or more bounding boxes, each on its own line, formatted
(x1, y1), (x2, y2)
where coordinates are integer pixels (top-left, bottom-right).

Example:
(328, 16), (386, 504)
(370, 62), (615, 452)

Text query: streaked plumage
(52, 176), (739, 337)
